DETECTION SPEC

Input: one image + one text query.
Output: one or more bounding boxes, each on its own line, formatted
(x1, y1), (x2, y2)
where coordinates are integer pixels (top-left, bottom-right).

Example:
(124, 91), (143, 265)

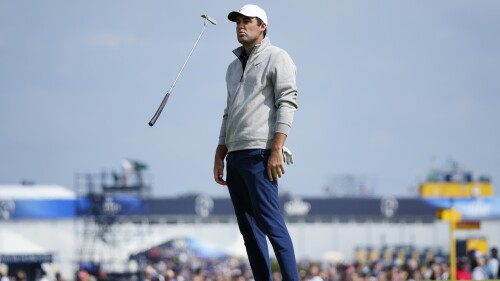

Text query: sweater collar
(232, 37), (271, 58)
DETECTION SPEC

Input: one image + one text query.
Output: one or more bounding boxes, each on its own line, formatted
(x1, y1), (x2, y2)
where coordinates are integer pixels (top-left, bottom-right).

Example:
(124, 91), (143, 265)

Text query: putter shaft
(149, 14), (217, 127)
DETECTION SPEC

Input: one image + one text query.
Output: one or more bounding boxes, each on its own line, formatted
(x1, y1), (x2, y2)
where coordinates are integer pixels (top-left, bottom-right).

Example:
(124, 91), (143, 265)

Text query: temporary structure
(0, 228), (53, 263)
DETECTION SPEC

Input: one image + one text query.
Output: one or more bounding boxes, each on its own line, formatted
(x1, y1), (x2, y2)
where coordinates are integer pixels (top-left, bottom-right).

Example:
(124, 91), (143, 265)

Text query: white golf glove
(282, 146), (294, 165)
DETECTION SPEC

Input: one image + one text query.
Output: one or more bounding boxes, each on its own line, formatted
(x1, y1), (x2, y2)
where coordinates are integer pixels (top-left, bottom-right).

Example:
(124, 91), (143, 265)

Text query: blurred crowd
(3, 248), (497, 281)
(0, 264), (65, 281)
(73, 247), (498, 281)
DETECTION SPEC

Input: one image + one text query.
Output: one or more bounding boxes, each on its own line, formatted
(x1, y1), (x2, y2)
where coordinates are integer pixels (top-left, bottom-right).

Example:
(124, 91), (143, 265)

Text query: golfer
(213, 4), (299, 281)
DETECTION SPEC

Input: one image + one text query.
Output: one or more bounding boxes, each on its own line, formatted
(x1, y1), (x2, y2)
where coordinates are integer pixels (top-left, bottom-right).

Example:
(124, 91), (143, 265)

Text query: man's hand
(213, 145), (228, 185)
(267, 132), (287, 181)
(267, 148), (285, 181)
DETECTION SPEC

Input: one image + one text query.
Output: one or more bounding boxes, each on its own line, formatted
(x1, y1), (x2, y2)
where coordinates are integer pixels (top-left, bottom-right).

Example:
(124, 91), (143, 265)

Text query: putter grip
(148, 92), (170, 127)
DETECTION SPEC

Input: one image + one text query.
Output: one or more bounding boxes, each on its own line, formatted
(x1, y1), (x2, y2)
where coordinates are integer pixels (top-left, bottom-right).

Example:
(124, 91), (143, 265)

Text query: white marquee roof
(0, 185), (76, 200)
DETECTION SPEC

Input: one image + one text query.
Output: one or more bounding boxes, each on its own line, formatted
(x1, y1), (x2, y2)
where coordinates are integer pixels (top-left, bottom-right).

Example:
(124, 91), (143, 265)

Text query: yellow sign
(467, 238), (488, 255)
(436, 209), (461, 222)
(420, 182), (493, 198)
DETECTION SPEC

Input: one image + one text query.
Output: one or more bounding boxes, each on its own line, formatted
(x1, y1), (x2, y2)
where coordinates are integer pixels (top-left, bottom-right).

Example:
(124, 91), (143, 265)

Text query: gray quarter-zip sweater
(218, 38), (298, 152)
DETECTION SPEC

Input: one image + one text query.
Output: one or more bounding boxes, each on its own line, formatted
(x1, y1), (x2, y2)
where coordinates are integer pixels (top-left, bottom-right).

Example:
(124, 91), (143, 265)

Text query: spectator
(486, 247), (499, 279)
(15, 272), (26, 281)
(456, 258), (472, 280)
(369, 260), (383, 279)
(439, 262), (449, 280)
(0, 264), (9, 281)
(55, 272), (65, 281)
(192, 267), (205, 281)
(386, 265), (403, 281)
(142, 265), (155, 281)
(419, 264), (431, 280)
(162, 270), (175, 281)
(471, 254), (488, 280)
(410, 268), (424, 281)
(323, 266), (337, 281)
(77, 270), (89, 281)
(307, 263), (323, 281)
(429, 262), (442, 280)
(401, 258), (419, 280)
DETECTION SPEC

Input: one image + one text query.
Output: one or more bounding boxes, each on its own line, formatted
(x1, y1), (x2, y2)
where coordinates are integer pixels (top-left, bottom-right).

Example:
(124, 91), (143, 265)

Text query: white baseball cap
(228, 4), (268, 25)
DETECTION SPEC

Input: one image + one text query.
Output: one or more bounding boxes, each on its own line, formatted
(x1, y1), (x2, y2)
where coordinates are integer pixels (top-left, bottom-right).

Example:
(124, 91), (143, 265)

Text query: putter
(148, 14), (217, 127)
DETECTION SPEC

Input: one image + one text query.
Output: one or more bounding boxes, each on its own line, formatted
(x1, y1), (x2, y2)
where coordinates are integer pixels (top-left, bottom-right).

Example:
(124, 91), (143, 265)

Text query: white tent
(0, 229), (52, 263)
(0, 185), (76, 200)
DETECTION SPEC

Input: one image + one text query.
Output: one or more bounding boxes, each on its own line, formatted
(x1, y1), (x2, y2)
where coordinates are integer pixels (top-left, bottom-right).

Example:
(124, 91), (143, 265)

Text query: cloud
(84, 31), (137, 49)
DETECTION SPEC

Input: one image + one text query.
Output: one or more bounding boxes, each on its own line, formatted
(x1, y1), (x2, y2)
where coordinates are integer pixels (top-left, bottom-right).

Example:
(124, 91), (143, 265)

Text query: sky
(1, 1), (499, 198)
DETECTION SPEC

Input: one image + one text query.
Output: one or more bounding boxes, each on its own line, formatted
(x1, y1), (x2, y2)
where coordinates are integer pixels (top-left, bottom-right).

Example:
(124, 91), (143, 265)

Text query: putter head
(201, 14), (217, 25)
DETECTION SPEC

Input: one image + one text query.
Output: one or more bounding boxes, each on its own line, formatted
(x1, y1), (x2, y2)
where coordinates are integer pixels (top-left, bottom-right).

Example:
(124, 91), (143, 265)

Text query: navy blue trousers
(226, 149), (299, 281)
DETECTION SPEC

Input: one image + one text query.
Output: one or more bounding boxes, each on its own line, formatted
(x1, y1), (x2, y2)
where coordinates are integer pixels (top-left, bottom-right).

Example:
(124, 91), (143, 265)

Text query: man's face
(235, 15), (266, 46)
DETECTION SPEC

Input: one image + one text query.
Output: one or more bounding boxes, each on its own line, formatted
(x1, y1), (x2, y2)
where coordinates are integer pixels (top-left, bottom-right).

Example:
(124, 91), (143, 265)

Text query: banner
(422, 197), (500, 220)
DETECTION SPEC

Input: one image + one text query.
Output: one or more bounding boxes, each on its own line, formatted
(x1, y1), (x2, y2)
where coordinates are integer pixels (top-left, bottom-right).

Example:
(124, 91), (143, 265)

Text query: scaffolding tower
(74, 164), (152, 276)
